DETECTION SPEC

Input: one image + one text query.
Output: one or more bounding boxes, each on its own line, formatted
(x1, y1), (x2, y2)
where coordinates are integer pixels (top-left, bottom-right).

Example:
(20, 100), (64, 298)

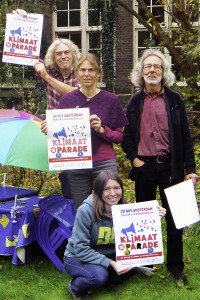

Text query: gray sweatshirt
(64, 194), (115, 268)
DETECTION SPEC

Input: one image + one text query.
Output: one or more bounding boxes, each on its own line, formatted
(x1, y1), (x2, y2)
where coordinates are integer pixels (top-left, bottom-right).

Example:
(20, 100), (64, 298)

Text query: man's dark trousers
(133, 158), (184, 274)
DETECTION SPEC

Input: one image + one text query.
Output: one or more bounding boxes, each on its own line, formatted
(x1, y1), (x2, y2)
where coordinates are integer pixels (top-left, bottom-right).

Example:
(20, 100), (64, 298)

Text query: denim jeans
(64, 256), (136, 296)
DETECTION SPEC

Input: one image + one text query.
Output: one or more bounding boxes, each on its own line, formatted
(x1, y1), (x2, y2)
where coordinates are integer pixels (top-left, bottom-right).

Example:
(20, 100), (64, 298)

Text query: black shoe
(67, 280), (88, 300)
(172, 272), (188, 285)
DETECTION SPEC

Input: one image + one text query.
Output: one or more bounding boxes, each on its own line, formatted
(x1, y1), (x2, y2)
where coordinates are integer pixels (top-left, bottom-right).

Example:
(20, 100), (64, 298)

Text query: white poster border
(2, 13), (43, 66)
(46, 108), (93, 171)
(112, 200), (164, 269)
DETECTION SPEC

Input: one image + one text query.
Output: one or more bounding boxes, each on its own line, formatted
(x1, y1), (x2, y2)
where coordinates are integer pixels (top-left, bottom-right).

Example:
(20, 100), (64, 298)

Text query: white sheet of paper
(164, 179), (200, 229)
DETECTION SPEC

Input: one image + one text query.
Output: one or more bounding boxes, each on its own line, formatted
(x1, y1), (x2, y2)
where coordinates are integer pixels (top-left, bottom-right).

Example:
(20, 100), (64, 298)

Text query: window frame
(52, 0), (102, 54)
(133, 0), (200, 67)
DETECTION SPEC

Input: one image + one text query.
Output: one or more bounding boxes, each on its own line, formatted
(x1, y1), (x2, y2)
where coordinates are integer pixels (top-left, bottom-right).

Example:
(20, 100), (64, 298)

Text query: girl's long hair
(93, 170), (127, 221)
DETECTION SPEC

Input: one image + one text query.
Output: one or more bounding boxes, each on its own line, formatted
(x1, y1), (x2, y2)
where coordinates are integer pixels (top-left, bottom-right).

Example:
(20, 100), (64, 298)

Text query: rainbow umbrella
(0, 109), (51, 172)
(0, 109), (42, 121)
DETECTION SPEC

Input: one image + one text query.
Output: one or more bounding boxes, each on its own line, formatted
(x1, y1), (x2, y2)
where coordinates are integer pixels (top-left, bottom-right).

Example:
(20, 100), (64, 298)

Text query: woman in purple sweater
(42, 53), (128, 208)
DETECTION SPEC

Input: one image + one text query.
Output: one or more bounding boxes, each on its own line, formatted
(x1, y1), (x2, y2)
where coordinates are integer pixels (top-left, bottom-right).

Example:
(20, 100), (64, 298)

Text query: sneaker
(172, 272), (188, 285)
(67, 280), (87, 300)
(135, 266), (154, 277)
(140, 268), (153, 277)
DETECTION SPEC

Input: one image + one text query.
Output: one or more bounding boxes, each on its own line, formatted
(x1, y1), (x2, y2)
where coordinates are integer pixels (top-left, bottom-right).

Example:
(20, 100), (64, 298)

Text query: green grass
(0, 229), (200, 300)
(0, 145), (200, 299)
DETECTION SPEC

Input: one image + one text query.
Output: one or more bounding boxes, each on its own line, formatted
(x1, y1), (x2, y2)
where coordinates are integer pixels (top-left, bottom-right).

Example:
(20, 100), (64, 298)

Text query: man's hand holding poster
(112, 200), (164, 270)
(46, 108), (92, 171)
(2, 13), (43, 66)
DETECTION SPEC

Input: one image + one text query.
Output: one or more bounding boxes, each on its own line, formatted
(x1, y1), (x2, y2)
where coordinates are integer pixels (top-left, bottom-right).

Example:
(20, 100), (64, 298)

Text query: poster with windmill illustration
(46, 108), (92, 171)
(112, 200), (164, 269)
(2, 13), (43, 66)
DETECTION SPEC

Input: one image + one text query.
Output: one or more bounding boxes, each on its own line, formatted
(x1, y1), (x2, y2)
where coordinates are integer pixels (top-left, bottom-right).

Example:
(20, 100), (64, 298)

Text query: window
(57, 0), (80, 27)
(138, 0), (164, 25)
(52, 0), (101, 59)
(133, 0), (166, 65)
(133, 0), (200, 66)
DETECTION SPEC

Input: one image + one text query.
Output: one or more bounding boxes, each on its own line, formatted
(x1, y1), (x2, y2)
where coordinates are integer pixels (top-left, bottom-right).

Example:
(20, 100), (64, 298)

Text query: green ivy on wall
(90, 0), (118, 92)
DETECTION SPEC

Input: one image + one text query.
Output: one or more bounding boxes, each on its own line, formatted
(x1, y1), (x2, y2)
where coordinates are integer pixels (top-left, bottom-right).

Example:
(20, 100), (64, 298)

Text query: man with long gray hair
(121, 49), (199, 284)
(14, 9), (81, 109)
(33, 38), (81, 109)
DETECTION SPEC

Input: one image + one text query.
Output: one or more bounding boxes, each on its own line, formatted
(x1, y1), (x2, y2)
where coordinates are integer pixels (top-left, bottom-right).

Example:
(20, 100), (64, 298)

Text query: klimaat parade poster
(112, 200), (164, 269)
(2, 13), (43, 66)
(46, 108), (92, 171)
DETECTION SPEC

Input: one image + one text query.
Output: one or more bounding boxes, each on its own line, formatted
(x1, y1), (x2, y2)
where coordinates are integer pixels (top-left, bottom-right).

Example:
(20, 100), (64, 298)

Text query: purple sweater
(58, 89), (128, 162)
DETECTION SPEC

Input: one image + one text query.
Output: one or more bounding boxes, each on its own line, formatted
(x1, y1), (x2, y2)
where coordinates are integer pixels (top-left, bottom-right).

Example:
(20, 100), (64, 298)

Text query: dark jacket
(121, 86), (196, 181)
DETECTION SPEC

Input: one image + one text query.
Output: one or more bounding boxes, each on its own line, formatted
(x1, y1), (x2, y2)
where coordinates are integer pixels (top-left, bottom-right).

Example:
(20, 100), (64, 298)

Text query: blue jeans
(64, 256), (135, 296)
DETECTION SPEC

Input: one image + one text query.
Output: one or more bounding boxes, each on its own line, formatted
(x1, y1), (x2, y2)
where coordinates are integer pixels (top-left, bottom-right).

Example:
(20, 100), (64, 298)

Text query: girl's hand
(90, 114), (105, 134)
(109, 260), (129, 275)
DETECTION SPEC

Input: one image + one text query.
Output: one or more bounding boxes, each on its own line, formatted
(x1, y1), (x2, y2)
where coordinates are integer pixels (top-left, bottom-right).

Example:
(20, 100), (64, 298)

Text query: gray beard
(144, 75), (162, 86)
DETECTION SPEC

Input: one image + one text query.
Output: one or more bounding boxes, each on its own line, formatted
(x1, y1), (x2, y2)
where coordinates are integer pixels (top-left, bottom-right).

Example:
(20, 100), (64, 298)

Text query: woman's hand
(90, 114), (105, 134)
(157, 206), (166, 219)
(41, 120), (48, 135)
(109, 260), (129, 275)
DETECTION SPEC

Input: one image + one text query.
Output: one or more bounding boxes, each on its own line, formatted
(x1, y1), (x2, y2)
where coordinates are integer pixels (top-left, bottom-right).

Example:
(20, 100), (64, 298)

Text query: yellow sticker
(6, 235), (18, 247)
(22, 223), (30, 238)
(0, 214), (10, 229)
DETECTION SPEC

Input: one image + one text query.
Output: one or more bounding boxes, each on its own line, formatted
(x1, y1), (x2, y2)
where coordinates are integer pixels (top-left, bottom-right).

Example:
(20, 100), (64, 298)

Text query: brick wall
(115, 0), (134, 103)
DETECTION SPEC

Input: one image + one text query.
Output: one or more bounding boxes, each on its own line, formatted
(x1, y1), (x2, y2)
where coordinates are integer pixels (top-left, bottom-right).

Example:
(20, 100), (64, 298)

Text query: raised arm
(33, 61), (76, 95)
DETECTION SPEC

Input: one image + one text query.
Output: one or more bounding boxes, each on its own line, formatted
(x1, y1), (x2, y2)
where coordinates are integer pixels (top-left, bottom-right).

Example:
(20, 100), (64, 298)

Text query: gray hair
(44, 38), (81, 70)
(130, 49), (175, 88)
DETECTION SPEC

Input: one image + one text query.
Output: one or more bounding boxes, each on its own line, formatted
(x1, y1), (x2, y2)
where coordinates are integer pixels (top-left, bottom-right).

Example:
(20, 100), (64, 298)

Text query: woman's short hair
(93, 170), (127, 220)
(130, 48), (175, 88)
(44, 38), (81, 70)
(76, 53), (103, 80)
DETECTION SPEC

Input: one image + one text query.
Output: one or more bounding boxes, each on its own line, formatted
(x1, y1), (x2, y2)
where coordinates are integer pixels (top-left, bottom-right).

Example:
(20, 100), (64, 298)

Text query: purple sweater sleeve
(98, 126), (123, 144)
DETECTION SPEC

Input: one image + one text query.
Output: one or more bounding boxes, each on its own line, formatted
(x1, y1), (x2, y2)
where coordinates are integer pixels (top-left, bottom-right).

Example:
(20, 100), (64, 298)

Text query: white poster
(46, 108), (93, 171)
(2, 13), (43, 66)
(112, 201), (164, 269)
(164, 179), (200, 229)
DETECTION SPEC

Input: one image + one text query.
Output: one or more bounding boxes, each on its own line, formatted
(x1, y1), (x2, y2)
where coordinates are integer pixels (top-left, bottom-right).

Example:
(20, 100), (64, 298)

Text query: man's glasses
(143, 64), (162, 71)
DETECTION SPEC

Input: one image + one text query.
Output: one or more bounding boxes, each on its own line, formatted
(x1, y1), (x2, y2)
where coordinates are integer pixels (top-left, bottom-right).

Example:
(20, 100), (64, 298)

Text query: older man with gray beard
(121, 49), (199, 285)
